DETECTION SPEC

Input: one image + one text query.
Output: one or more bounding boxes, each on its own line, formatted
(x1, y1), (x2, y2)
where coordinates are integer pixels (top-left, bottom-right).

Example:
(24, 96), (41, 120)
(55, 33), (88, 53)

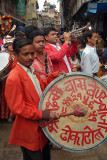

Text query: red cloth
(12, 58), (17, 69)
(0, 39), (2, 45)
(67, 41), (78, 57)
(43, 42), (76, 72)
(5, 64), (58, 151)
(32, 55), (53, 79)
(0, 80), (11, 119)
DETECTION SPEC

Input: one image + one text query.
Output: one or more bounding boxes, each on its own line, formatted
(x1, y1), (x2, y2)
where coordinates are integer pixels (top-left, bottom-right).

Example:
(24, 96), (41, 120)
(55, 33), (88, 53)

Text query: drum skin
(39, 72), (107, 152)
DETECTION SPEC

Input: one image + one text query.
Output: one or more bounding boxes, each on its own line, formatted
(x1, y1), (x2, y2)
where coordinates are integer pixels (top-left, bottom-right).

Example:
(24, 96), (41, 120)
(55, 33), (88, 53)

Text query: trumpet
(69, 22), (92, 37)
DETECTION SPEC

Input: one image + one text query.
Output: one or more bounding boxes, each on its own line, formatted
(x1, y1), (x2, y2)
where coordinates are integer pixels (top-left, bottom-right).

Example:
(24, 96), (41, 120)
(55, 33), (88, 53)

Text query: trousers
(21, 143), (50, 160)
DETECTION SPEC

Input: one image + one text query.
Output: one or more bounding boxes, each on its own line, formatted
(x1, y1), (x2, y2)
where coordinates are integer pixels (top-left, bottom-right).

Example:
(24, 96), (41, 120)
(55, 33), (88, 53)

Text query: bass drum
(39, 72), (107, 152)
(0, 51), (13, 81)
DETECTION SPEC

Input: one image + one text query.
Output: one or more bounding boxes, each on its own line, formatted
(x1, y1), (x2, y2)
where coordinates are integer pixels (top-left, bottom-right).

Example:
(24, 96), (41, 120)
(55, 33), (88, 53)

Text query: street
(0, 119), (107, 160)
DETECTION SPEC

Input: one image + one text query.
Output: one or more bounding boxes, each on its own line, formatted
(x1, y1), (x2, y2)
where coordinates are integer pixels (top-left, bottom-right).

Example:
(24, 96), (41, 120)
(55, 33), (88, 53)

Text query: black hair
(83, 30), (96, 43)
(15, 31), (25, 39)
(77, 36), (86, 48)
(29, 30), (44, 42)
(13, 37), (32, 55)
(97, 31), (105, 40)
(71, 52), (81, 62)
(25, 25), (38, 39)
(43, 27), (56, 36)
(97, 31), (103, 36)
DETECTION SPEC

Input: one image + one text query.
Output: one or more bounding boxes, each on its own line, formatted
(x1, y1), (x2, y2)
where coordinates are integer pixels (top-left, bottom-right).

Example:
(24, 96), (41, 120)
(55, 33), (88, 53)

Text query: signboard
(16, 0), (26, 15)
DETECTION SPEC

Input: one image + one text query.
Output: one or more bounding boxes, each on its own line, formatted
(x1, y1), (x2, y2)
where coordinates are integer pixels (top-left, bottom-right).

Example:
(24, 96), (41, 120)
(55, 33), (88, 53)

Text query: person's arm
(36, 71), (59, 91)
(5, 77), (59, 121)
(5, 78), (43, 120)
(44, 32), (71, 61)
(44, 43), (70, 62)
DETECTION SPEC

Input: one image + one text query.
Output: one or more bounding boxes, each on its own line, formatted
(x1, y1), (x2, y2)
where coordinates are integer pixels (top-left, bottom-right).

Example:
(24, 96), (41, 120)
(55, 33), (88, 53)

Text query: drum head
(39, 72), (107, 152)
(0, 51), (9, 71)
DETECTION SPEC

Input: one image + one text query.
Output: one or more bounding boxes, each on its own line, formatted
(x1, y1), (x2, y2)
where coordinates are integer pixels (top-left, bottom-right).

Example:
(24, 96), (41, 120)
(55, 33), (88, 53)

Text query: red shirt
(0, 39), (2, 45)
(5, 64), (59, 151)
(43, 43), (73, 72)
(32, 55), (53, 79)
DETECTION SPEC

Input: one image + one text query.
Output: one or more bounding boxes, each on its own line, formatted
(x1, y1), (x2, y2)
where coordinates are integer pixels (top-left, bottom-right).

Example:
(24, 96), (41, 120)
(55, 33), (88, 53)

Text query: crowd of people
(0, 25), (107, 160)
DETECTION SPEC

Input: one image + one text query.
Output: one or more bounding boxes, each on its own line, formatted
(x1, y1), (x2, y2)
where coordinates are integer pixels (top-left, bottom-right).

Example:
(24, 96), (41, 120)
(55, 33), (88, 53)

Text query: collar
(86, 44), (96, 52)
(48, 43), (57, 47)
(48, 42), (60, 47)
(48, 42), (61, 50)
(17, 62), (34, 73)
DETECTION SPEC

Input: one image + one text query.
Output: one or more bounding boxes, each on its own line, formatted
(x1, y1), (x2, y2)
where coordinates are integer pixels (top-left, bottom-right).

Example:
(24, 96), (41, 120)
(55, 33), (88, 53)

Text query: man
(0, 35), (15, 122)
(29, 30), (53, 79)
(5, 37), (64, 160)
(43, 27), (77, 73)
(81, 30), (99, 75)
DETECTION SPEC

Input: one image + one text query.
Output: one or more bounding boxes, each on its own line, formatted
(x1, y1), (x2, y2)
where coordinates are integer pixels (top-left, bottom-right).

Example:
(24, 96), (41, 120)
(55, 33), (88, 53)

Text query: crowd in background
(0, 25), (107, 121)
(0, 24), (107, 160)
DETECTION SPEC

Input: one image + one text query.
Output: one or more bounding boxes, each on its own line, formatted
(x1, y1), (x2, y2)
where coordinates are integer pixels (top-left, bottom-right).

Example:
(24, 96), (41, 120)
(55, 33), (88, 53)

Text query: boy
(5, 37), (63, 160)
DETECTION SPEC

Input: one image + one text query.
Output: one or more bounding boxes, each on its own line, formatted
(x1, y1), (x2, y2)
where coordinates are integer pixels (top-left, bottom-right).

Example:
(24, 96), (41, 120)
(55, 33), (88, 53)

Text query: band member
(43, 27), (77, 73)
(5, 37), (65, 160)
(81, 30), (99, 75)
(3, 35), (14, 55)
(0, 35), (15, 122)
(30, 30), (53, 79)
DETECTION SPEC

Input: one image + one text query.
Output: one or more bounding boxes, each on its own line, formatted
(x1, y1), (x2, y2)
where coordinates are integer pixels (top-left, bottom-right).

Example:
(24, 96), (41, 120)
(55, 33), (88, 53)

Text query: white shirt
(18, 62), (42, 97)
(49, 42), (61, 51)
(49, 43), (72, 73)
(81, 45), (99, 75)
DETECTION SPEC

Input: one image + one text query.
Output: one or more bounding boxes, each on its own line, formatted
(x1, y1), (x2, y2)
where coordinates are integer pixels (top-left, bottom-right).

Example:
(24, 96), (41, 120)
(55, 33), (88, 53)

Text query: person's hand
(63, 32), (71, 44)
(71, 34), (77, 43)
(72, 67), (77, 72)
(49, 112), (59, 121)
(58, 71), (66, 76)
(72, 64), (81, 71)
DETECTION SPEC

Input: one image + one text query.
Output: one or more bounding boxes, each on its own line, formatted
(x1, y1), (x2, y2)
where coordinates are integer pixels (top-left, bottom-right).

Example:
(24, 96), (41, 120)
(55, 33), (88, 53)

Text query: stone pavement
(0, 119), (107, 160)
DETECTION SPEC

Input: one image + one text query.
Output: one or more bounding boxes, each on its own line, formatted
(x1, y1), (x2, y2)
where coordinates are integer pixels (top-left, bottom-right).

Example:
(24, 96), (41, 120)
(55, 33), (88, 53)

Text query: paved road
(0, 120), (107, 160)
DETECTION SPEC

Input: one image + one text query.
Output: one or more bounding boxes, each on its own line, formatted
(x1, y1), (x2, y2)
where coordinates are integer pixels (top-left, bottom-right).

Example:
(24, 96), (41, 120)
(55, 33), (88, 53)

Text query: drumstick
(59, 112), (73, 117)
(59, 107), (87, 118)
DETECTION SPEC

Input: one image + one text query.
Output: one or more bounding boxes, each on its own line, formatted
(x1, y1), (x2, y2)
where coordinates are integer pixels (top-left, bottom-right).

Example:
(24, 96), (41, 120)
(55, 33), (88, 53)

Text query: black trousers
(21, 143), (50, 160)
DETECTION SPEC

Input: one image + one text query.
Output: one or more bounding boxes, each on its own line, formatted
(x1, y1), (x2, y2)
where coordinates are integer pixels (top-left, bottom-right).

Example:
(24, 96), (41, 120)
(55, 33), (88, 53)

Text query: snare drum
(0, 51), (13, 80)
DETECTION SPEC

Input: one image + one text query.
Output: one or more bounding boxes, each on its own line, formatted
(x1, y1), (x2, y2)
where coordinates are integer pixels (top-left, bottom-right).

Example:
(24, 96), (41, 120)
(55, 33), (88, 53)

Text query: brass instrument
(69, 23), (91, 37)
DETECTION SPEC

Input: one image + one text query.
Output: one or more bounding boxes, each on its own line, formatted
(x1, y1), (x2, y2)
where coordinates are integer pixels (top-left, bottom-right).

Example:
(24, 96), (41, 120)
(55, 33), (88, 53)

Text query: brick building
(38, 0), (61, 30)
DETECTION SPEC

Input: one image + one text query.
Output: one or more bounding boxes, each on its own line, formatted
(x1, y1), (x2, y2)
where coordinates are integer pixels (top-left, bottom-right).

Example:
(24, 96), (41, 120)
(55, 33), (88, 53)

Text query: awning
(85, 2), (107, 16)
(88, 9), (97, 14)
(97, 2), (107, 13)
